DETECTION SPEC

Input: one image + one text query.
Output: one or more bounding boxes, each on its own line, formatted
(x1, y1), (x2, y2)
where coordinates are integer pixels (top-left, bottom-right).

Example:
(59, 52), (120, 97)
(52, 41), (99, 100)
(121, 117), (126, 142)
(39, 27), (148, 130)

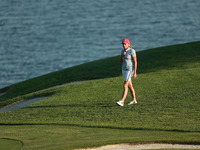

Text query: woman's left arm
(132, 56), (137, 78)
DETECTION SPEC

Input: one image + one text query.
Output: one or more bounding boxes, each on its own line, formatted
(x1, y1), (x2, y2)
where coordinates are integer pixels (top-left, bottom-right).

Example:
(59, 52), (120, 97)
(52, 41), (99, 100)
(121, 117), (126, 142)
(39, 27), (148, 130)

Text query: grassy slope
(0, 41), (200, 106)
(0, 41), (200, 150)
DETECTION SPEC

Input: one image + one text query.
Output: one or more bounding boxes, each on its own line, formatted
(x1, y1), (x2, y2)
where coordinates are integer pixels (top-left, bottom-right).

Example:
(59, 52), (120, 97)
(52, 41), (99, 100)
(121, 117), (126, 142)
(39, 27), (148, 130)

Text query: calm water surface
(0, 0), (200, 88)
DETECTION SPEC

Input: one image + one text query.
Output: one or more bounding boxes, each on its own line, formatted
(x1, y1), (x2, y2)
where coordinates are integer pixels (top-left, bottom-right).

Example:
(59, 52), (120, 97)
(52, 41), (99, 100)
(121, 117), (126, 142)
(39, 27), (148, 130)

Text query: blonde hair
(129, 43), (132, 48)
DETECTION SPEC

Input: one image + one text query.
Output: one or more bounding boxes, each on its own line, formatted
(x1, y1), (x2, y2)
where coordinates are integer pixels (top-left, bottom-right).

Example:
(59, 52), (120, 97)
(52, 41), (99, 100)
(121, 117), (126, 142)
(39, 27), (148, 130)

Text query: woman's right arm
(119, 51), (126, 64)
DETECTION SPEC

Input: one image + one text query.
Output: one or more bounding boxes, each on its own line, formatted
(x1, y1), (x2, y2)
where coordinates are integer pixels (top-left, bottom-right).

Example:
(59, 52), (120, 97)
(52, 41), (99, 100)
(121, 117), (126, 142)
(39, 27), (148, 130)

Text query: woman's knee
(128, 82), (133, 88)
(123, 81), (129, 87)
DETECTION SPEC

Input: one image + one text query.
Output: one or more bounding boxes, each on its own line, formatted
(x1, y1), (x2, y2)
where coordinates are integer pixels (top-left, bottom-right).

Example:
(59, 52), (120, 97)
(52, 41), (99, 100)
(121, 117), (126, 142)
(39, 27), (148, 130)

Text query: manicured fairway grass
(0, 125), (199, 150)
(0, 41), (200, 150)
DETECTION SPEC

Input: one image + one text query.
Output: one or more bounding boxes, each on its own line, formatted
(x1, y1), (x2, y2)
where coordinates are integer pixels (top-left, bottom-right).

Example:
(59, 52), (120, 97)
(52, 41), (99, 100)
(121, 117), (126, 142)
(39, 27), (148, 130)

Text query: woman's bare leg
(128, 79), (136, 101)
(121, 81), (129, 103)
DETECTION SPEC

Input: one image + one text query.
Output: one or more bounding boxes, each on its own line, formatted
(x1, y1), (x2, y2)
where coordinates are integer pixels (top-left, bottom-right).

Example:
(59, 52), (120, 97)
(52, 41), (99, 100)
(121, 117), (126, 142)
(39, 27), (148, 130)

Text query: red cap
(122, 38), (130, 44)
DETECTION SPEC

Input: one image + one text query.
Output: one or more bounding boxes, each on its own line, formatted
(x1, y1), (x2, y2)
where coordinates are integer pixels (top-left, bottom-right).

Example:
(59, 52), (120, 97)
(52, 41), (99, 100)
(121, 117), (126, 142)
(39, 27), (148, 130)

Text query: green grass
(0, 126), (199, 150)
(0, 138), (23, 150)
(0, 41), (200, 150)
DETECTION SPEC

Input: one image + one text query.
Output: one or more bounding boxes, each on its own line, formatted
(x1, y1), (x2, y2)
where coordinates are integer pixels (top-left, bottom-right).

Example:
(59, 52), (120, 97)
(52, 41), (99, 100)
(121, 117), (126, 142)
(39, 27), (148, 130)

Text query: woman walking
(117, 38), (137, 106)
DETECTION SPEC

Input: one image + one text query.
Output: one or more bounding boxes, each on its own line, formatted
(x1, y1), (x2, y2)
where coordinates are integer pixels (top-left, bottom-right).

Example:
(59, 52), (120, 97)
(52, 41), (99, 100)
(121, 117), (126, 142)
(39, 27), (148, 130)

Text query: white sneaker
(128, 100), (137, 105)
(116, 100), (124, 106)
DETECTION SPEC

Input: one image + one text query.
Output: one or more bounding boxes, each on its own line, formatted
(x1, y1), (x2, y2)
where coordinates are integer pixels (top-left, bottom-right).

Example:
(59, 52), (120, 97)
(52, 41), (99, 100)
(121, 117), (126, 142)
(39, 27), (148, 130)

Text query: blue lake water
(0, 0), (200, 89)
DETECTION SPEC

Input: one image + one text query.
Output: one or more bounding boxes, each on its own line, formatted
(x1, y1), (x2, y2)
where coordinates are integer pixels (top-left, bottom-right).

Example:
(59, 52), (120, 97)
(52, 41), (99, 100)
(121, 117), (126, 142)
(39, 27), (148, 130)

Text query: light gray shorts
(122, 70), (133, 81)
